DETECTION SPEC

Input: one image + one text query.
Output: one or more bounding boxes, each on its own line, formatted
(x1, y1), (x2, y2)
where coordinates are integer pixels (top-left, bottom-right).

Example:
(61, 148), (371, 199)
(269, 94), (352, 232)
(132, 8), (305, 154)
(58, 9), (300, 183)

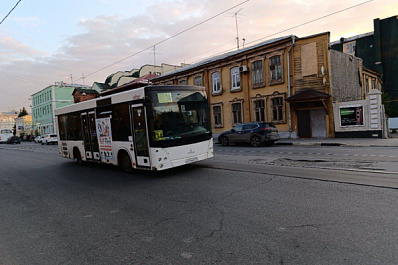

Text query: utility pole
(234, 8), (242, 50)
(70, 74), (73, 84)
(82, 73), (85, 86)
(153, 45), (156, 67)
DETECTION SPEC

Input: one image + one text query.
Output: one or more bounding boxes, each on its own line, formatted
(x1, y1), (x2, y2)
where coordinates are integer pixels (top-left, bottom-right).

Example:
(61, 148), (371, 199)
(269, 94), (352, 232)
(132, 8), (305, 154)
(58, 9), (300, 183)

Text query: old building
(331, 15), (398, 116)
(32, 82), (90, 135)
(152, 32), (384, 138)
(0, 110), (18, 131)
(153, 33), (337, 138)
(72, 88), (99, 103)
(15, 115), (33, 137)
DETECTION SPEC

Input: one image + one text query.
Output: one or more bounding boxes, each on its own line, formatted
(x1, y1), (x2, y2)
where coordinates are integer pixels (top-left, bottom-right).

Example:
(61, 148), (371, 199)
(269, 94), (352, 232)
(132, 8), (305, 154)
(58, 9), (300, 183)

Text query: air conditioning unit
(239, 65), (248, 73)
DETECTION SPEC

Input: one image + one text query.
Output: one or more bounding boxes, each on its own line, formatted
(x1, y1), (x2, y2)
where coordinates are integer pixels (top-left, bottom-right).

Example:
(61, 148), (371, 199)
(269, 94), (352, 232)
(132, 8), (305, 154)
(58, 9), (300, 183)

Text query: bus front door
(81, 112), (100, 161)
(131, 105), (150, 168)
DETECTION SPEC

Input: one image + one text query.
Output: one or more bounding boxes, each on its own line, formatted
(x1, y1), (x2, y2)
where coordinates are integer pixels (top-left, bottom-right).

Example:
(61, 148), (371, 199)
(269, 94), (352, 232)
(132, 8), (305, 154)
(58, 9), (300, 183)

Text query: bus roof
(54, 85), (206, 116)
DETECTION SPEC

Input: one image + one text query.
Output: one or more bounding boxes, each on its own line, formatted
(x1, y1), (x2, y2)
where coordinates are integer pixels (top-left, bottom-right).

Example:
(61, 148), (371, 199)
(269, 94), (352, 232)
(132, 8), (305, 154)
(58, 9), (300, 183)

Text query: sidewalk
(276, 133), (398, 147)
(214, 133), (398, 147)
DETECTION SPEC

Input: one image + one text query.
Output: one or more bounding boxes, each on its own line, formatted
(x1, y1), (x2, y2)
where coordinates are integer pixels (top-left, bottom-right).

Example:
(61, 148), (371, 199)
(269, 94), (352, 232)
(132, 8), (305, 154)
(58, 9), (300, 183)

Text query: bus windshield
(147, 87), (212, 147)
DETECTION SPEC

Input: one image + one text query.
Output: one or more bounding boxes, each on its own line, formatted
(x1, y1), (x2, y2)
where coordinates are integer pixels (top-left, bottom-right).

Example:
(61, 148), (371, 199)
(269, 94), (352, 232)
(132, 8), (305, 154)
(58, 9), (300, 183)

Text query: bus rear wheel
(74, 148), (84, 165)
(119, 152), (133, 173)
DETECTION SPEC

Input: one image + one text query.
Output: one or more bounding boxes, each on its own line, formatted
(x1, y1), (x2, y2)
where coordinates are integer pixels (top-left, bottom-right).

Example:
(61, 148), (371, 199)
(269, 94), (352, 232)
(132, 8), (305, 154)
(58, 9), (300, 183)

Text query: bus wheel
(74, 148), (84, 165)
(120, 152), (133, 173)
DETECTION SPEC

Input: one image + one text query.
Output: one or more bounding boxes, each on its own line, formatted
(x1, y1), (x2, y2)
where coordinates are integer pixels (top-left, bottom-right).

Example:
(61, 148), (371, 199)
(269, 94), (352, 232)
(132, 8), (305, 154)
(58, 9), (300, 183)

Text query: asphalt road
(1, 143), (398, 264)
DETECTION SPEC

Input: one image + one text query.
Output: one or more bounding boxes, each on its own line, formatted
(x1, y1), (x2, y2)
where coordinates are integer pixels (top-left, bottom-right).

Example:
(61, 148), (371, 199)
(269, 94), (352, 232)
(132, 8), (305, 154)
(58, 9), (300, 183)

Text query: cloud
(1, 0), (398, 111)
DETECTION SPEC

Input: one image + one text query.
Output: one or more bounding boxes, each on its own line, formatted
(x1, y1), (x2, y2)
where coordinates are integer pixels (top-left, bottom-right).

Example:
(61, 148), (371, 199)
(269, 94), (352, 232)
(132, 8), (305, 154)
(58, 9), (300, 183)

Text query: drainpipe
(287, 35), (295, 138)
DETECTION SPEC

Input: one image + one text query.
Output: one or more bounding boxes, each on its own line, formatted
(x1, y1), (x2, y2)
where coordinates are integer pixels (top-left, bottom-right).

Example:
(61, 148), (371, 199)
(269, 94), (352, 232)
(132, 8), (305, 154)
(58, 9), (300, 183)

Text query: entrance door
(131, 105), (150, 167)
(81, 112), (100, 160)
(297, 110), (311, 138)
(310, 109), (327, 138)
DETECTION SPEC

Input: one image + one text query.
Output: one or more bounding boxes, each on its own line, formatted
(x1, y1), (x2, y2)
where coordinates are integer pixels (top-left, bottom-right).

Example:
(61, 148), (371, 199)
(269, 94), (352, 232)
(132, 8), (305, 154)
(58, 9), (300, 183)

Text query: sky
(0, 0), (397, 112)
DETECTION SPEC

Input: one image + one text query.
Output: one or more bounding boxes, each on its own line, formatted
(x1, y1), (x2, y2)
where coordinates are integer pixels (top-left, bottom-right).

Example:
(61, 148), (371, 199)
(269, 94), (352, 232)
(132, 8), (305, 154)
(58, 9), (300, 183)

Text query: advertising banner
(340, 106), (364, 126)
(96, 118), (114, 162)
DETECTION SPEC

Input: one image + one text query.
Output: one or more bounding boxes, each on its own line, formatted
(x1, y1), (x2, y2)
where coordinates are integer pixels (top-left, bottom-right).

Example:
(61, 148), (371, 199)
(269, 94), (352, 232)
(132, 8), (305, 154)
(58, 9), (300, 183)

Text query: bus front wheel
(119, 152), (133, 173)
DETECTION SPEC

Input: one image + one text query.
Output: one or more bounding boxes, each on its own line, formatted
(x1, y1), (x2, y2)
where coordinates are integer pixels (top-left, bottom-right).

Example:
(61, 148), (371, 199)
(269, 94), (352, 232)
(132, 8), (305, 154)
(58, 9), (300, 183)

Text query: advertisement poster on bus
(96, 118), (114, 162)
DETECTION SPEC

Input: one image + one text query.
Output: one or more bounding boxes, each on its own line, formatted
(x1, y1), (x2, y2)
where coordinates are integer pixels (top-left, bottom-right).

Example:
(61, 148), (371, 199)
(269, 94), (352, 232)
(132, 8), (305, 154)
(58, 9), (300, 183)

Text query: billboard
(340, 106), (363, 126)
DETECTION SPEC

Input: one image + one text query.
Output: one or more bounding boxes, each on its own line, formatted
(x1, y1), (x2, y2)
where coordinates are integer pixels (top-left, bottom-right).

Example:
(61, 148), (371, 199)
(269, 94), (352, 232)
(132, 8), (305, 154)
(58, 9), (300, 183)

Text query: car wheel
(220, 136), (229, 146)
(120, 153), (133, 173)
(250, 136), (261, 147)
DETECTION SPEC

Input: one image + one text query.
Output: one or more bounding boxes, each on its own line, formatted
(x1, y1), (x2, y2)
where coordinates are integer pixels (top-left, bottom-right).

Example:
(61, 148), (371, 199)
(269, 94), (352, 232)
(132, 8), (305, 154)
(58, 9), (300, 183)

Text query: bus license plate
(185, 157), (198, 163)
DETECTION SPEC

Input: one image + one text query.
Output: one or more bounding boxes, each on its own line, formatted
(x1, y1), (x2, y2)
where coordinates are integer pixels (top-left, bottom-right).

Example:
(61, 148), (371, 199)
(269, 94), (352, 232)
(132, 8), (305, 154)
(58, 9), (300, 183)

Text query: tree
(18, 107), (28, 117)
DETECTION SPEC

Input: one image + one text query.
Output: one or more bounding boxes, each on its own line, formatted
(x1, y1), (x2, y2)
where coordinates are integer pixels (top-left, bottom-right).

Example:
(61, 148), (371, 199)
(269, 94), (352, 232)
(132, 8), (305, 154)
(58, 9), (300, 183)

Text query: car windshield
(147, 87), (212, 147)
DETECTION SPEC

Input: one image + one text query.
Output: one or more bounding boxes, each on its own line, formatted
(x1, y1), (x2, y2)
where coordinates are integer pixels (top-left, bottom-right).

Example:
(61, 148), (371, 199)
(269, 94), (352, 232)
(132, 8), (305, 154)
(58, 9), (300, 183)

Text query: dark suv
(218, 122), (280, 147)
(7, 136), (21, 144)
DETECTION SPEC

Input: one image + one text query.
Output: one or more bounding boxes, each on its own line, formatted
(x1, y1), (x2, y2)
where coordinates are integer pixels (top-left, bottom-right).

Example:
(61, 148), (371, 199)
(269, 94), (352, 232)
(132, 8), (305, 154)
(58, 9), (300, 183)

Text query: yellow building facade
(153, 33), (334, 138)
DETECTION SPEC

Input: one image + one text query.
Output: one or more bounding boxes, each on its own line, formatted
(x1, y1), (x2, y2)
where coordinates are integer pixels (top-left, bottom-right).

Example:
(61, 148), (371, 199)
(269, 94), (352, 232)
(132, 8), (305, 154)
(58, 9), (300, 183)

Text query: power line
(73, 0), (250, 82)
(184, 0), (375, 65)
(245, 0), (374, 47)
(0, 0), (22, 25)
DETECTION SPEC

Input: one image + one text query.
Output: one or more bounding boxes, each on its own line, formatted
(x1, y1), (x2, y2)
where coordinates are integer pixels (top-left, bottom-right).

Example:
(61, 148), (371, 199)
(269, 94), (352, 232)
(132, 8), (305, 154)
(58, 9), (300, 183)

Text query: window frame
(230, 66), (241, 92)
(211, 70), (222, 96)
(267, 52), (284, 86)
(194, 75), (203, 87)
(230, 99), (244, 126)
(270, 93), (286, 124)
(211, 103), (224, 128)
(251, 96), (267, 122)
(250, 58), (265, 88)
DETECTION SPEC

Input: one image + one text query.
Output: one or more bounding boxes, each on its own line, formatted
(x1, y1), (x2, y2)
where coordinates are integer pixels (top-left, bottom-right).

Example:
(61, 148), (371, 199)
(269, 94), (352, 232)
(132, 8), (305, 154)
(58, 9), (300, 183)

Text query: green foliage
(18, 107), (28, 117)
(381, 92), (398, 117)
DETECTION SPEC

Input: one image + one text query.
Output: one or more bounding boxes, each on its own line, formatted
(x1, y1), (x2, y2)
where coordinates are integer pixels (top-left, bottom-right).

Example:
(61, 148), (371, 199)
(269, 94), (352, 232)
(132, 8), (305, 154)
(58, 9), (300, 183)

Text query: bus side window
(111, 103), (131, 142)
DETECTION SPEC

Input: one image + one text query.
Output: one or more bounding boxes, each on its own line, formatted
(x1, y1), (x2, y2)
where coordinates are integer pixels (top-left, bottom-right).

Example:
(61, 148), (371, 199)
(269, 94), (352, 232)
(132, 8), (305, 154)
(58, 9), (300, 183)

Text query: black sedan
(218, 122), (280, 147)
(7, 136), (21, 144)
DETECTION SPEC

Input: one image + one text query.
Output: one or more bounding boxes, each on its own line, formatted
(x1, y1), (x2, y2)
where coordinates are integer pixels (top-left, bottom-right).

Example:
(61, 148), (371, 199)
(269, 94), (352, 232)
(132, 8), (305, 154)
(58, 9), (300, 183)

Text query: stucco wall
(330, 50), (363, 102)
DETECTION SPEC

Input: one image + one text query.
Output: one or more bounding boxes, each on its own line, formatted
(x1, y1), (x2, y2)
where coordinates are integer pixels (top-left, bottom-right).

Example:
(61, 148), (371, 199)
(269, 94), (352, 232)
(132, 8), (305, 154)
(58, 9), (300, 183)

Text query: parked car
(34, 136), (43, 143)
(218, 122), (280, 147)
(42, 134), (58, 145)
(7, 136), (21, 144)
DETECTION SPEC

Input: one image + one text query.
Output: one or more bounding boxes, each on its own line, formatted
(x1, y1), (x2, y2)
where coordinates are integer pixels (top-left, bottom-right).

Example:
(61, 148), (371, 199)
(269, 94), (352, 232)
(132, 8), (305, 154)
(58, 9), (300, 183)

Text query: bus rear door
(81, 112), (100, 161)
(131, 104), (150, 168)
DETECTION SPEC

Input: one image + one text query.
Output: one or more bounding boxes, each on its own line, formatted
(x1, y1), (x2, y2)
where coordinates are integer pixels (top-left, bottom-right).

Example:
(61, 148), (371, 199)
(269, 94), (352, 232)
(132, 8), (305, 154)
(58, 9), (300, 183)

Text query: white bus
(0, 129), (13, 143)
(55, 85), (213, 171)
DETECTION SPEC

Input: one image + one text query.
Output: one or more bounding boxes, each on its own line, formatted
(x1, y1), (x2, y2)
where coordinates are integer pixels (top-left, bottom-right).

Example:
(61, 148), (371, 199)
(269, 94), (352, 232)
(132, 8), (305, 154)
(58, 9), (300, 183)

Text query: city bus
(0, 129), (13, 143)
(55, 85), (213, 171)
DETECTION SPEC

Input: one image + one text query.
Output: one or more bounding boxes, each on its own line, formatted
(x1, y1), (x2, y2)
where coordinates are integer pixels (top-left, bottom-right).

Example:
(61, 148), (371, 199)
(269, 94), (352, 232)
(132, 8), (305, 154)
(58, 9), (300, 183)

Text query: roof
(72, 88), (99, 95)
(100, 74), (159, 96)
(330, 32), (374, 46)
(153, 35), (295, 80)
(286, 89), (330, 102)
(93, 82), (111, 91)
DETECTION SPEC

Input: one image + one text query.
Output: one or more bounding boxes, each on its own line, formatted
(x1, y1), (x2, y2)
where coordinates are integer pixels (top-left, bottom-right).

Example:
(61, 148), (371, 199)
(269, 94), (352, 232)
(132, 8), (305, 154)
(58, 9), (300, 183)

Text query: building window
(366, 78), (370, 93)
(371, 79), (375, 90)
(231, 102), (243, 125)
(252, 60), (263, 86)
(253, 99), (266, 122)
(194, 76), (203, 86)
(212, 104), (223, 127)
(212, 72), (221, 94)
(179, 80), (187, 85)
(230, 67), (240, 91)
(270, 96), (285, 123)
(269, 55), (282, 83)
